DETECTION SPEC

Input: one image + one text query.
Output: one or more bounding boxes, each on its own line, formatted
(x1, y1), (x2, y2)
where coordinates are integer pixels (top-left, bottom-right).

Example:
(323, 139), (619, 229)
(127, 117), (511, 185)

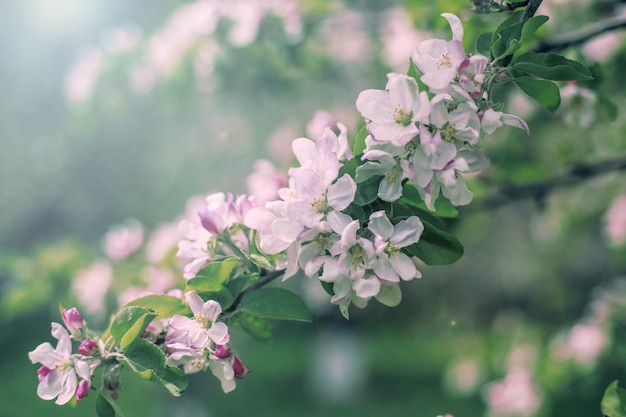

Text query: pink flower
(485, 367), (541, 417)
(605, 194), (626, 246)
(368, 211), (423, 283)
(102, 219), (144, 261)
(28, 323), (93, 405)
(61, 307), (84, 337)
(412, 14), (466, 92)
(356, 73), (430, 146)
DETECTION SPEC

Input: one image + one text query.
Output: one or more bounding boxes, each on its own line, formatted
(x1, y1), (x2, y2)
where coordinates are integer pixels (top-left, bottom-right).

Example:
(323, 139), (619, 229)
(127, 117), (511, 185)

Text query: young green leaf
(512, 76), (561, 112)
(513, 52), (593, 81)
(185, 277), (235, 310)
(352, 125), (368, 156)
(239, 287), (312, 322)
(492, 14), (548, 63)
(118, 338), (188, 397)
(601, 380), (626, 417)
(195, 257), (240, 285)
(123, 295), (191, 320)
(404, 219), (464, 265)
(109, 306), (157, 351)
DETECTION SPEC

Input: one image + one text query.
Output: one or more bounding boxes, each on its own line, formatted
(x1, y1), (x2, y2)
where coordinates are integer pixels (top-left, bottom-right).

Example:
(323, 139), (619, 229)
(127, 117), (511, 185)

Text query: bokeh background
(2, 0), (626, 416)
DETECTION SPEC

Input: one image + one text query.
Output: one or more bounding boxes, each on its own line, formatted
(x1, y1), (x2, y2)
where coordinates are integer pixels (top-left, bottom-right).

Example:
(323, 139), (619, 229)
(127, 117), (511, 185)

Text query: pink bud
(62, 307), (84, 336)
(214, 344), (231, 359)
(78, 339), (98, 356)
(198, 208), (221, 235)
(232, 355), (251, 379)
(76, 380), (90, 402)
(37, 366), (52, 382)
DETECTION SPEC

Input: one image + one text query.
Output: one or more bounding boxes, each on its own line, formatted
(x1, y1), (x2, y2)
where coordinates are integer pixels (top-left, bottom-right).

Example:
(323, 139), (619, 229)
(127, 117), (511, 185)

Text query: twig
(224, 269), (285, 314)
(535, 15), (626, 52)
(464, 155), (626, 212)
(520, 0), (544, 21)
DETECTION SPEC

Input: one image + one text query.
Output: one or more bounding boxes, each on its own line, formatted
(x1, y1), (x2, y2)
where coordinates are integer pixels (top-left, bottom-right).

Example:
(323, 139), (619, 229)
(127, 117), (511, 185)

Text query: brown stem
(225, 269), (285, 314)
(464, 155), (626, 212)
(535, 15), (626, 52)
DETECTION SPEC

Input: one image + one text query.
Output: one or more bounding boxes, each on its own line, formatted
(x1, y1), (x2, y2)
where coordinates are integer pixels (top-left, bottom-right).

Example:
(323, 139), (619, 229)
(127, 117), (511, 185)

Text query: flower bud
(232, 355), (251, 379)
(76, 379), (90, 402)
(78, 339), (98, 356)
(62, 307), (85, 336)
(37, 366), (52, 382)
(214, 344), (231, 359)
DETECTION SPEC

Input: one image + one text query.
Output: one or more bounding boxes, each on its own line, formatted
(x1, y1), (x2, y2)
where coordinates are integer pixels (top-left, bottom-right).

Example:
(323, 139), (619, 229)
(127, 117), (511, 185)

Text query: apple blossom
(412, 14), (466, 92)
(356, 73), (430, 146)
(28, 323), (94, 405)
(368, 211), (423, 283)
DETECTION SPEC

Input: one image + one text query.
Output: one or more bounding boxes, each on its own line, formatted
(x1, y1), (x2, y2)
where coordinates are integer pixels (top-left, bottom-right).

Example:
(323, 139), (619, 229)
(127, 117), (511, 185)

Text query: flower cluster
(240, 13), (528, 318)
(28, 308), (99, 405)
(356, 13), (527, 211)
(164, 291), (249, 392)
(178, 192), (256, 279)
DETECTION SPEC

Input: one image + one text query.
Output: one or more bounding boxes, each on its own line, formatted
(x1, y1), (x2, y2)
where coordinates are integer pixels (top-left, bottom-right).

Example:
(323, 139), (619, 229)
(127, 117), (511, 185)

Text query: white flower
(412, 13), (466, 92)
(368, 211), (423, 283)
(356, 73), (430, 146)
(28, 323), (93, 405)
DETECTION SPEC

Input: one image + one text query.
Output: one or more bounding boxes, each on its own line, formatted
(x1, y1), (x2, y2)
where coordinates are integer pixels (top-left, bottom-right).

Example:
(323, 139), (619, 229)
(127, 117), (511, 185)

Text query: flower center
(194, 313), (210, 327)
(311, 193), (331, 214)
(349, 245), (366, 266)
(315, 233), (333, 251)
(442, 125), (457, 142)
(437, 53), (452, 70)
(393, 108), (414, 127)
(385, 243), (401, 256)
(384, 168), (400, 184)
(57, 359), (73, 372)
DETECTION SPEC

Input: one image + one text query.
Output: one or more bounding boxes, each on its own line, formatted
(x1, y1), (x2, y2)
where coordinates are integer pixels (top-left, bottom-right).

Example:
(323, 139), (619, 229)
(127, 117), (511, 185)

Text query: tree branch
(464, 155), (626, 212)
(535, 14), (626, 52)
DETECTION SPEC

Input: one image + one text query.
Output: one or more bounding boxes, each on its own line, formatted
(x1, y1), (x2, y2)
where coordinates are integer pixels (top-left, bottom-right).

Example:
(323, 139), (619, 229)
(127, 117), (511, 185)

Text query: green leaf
(123, 295), (191, 320)
(513, 52), (593, 81)
(513, 76), (560, 111)
(239, 287), (312, 322)
(109, 306), (157, 351)
(602, 380), (626, 417)
(230, 312), (273, 345)
(492, 13), (548, 62)
(196, 257), (240, 284)
(118, 338), (188, 397)
(96, 390), (125, 417)
(352, 126), (368, 156)
(185, 277), (235, 310)
(405, 219), (464, 265)
(320, 281), (334, 297)
(399, 184), (458, 218)
(476, 31), (492, 57)
(353, 178), (381, 206)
